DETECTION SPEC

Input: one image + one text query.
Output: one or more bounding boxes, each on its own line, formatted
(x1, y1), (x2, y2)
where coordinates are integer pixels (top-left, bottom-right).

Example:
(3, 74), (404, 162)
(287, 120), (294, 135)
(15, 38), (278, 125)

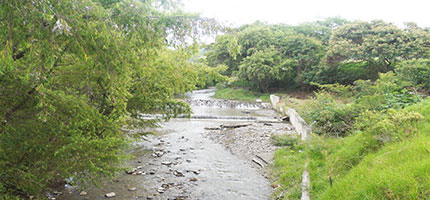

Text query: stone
(161, 161), (172, 166)
(147, 197), (153, 200)
(125, 168), (136, 174)
(173, 170), (184, 177)
(186, 159), (191, 163)
(128, 187), (137, 191)
(157, 187), (165, 193)
(189, 177), (197, 182)
(79, 191), (87, 196)
(105, 192), (116, 198)
(179, 148), (185, 151)
(256, 99), (262, 103)
(137, 166), (143, 169)
(192, 170), (200, 175)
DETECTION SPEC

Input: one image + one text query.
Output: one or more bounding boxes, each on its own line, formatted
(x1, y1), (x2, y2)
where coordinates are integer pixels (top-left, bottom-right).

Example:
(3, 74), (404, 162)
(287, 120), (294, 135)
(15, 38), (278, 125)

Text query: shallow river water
(59, 88), (278, 200)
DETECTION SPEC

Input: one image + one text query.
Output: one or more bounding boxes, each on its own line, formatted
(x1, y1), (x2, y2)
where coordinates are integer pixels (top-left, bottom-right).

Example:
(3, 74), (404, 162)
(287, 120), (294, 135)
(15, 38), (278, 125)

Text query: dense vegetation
(205, 18), (430, 93)
(0, 0), (225, 198)
(201, 18), (430, 200)
(2, 0), (430, 199)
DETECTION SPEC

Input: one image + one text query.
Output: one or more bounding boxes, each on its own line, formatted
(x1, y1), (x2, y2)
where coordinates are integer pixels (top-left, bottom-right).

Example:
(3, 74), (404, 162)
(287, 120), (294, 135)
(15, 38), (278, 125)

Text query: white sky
(183, 0), (430, 28)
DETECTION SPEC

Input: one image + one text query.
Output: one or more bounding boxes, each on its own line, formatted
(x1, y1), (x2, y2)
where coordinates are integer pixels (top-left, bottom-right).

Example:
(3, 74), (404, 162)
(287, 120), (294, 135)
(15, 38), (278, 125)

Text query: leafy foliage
(0, 0), (219, 198)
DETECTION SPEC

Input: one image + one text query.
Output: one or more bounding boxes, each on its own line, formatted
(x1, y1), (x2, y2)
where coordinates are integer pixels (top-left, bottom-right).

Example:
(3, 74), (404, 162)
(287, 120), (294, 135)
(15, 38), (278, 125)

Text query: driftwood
(220, 124), (251, 129)
(252, 158), (265, 168)
(255, 154), (269, 165)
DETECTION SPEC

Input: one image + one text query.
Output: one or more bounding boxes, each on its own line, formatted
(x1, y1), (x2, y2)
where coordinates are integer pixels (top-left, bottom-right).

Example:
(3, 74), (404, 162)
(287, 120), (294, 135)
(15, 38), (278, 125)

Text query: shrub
(396, 58), (430, 92)
(354, 109), (424, 143)
(302, 91), (358, 136)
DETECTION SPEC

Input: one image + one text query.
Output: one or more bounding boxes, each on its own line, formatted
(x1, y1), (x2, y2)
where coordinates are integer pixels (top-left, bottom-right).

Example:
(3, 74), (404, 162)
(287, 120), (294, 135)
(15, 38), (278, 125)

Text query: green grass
(274, 98), (430, 200)
(213, 88), (270, 102)
(272, 146), (306, 199)
(320, 134), (430, 199)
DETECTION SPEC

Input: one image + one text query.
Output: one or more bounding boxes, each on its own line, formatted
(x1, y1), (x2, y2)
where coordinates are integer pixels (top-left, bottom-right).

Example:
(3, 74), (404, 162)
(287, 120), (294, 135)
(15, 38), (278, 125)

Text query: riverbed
(58, 88), (294, 200)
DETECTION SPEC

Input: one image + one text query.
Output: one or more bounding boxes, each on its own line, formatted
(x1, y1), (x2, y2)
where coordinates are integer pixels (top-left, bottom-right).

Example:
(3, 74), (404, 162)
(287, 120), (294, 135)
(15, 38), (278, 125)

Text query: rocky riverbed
(205, 121), (295, 176)
(56, 88), (296, 200)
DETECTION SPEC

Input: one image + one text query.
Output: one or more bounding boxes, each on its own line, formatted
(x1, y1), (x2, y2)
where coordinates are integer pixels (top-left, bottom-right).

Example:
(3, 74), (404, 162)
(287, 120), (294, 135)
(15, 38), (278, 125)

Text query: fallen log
(220, 124), (251, 129)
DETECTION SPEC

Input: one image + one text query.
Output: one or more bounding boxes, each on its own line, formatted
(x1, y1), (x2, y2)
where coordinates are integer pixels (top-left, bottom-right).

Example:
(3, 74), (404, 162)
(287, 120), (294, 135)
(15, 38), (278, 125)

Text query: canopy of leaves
(0, 0), (219, 198)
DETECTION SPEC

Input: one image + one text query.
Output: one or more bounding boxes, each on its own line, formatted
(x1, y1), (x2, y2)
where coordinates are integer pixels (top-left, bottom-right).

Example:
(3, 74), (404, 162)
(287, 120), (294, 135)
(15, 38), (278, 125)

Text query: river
(59, 88), (287, 200)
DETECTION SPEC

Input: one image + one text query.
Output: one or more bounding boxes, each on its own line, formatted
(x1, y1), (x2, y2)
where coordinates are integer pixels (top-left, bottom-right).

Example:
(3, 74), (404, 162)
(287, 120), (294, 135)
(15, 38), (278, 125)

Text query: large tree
(0, 0), (217, 198)
(325, 20), (430, 80)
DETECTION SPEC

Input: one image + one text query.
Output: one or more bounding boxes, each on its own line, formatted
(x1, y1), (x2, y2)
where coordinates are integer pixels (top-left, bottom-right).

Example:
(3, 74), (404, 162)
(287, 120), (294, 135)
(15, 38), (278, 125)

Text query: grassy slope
(319, 99), (430, 199)
(274, 99), (430, 200)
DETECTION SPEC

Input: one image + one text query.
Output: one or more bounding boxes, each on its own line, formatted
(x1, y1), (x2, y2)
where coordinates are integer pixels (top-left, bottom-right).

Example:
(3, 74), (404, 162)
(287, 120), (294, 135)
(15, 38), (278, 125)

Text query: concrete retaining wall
(269, 95), (311, 140)
(270, 94), (311, 200)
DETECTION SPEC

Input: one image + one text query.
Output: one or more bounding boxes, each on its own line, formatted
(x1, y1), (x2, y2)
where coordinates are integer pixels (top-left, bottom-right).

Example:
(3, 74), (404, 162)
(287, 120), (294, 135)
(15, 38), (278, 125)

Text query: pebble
(161, 161), (172, 166)
(192, 170), (200, 175)
(128, 187), (137, 191)
(173, 170), (184, 177)
(189, 177), (198, 182)
(79, 191), (87, 196)
(157, 187), (165, 193)
(105, 192), (116, 198)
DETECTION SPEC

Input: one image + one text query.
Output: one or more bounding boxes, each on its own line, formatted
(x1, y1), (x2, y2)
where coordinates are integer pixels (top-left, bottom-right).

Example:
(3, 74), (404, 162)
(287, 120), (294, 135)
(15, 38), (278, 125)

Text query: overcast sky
(183, 0), (430, 28)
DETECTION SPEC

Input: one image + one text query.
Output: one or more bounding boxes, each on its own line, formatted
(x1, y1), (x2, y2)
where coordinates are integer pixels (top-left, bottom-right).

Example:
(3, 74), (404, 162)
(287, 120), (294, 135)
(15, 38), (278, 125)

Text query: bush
(355, 109), (424, 143)
(396, 58), (430, 92)
(302, 91), (358, 136)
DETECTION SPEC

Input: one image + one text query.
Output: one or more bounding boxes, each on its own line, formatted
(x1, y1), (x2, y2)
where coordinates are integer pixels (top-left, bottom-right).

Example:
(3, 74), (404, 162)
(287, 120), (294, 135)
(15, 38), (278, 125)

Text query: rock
(147, 196), (153, 200)
(256, 99), (262, 103)
(157, 187), (165, 193)
(186, 159), (191, 163)
(192, 170), (200, 175)
(173, 170), (184, 177)
(149, 170), (156, 175)
(125, 168), (136, 174)
(136, 171), (143, 175)
(179, 148), (185, 151)
(189, 177), (197, 182)
(137, 160), (142, 163)
(79, 191), (87, 196)
(105, 192), (116, 198)
(161, 161), (172, 166)
(128, 187), (137, 191)
(137, 166), (143, 169)
(161, 183), (170, 188)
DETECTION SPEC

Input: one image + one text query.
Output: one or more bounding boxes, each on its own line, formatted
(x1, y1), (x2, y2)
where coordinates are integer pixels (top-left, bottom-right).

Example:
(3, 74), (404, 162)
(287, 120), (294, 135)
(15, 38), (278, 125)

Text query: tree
(0, 0), (217, 198)
(238, 47), (284, 92)
(205, 34), (241, 75)
(325, 20), (430, 80)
